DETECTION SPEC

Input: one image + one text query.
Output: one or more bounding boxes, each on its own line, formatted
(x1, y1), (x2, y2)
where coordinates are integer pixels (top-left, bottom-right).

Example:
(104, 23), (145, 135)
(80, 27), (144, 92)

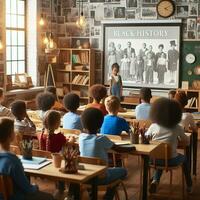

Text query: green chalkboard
(181, 41), (200, 86)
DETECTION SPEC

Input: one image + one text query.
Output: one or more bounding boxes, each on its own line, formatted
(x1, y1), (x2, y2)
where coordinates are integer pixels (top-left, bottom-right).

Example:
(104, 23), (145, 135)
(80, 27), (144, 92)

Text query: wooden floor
(34, 141), (200, 200)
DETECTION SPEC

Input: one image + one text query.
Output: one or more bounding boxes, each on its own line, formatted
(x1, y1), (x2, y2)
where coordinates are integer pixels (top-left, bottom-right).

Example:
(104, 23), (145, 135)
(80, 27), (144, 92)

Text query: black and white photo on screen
(104, 6), (114, 19)
(189, 3), (198, 16)
(141, 7), (157, 19)
(126, 9), (136, 19)
(126, 0), (137, 8)
(187, 18), (197, 31)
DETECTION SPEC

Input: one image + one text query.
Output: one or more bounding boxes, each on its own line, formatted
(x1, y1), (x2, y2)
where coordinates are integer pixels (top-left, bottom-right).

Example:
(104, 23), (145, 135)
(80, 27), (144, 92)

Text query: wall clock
(185, 53), (196, 64)
(157, 0), (175, 18)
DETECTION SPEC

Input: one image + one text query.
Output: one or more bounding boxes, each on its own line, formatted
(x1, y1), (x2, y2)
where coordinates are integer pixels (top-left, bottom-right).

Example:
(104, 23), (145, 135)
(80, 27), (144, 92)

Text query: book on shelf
(73, 65), (83, 70)
(79, 75), (86, 85)
(186, 97), (198, 108)
(82, 76), (89, 85)
(72, 74), (80, 84)
(64, 73), (70, 83)
(72, 54), (81, 64)
(72, 52), (89, 65)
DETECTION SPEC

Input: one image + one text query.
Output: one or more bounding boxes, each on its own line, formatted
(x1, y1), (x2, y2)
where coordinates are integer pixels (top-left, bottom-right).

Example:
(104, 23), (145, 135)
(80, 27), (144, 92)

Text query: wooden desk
(25, 162), (107, 200)
(111, 140), (161, 200)
(78, 105), (136, 120)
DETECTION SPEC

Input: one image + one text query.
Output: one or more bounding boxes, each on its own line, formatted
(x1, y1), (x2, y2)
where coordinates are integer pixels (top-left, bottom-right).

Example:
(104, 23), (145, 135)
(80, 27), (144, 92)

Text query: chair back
(10, 145), (51, 159)
(0, 175), (13, 200)
(32, 149), (52, 159)
(78, 156), (106, 166)
(131, 119), (152, 128)
(150, 142), (172, 171)
(60, 128), (81, 137)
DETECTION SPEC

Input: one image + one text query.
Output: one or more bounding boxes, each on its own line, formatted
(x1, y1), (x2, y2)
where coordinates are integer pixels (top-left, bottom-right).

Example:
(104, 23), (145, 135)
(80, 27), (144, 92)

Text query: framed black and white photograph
(126, 0), (137, 8)
(187, 18), (197, 31)
(126, 9), (136, 19)
(91, 38), (100, 49)
(189, 3), (198, 16)
(188, 31), (196, 39)
(114, 7), (126, 18)
(103, 21), (181, 89)
(141, 7), (157, 19)
(176, 5), (188, 18)
(104, 6), (114, 19)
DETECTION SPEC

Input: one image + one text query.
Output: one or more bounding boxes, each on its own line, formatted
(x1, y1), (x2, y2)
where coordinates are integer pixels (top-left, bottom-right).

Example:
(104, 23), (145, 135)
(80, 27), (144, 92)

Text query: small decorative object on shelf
(20, 140), (33, 160)
(60, 143), (79, 174)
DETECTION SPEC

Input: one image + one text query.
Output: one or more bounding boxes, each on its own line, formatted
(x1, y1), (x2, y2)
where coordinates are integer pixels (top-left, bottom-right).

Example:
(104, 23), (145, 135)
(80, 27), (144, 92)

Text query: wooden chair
(149, 142), (186, 199)
(78, 156), (128, 200)
(98, 134), (129, 169)
(0, 175), (13, 200)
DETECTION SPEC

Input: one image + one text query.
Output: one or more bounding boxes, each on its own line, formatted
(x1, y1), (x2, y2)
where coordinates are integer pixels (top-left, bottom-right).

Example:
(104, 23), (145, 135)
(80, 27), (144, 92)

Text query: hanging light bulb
(43, 33), (49, 45)
(76, 12), (87, 29)
(39, 17), (45, 26)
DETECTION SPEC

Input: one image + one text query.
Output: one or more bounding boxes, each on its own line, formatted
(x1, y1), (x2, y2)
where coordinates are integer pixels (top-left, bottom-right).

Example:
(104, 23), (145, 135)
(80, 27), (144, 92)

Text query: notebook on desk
(19, 156), (51, 170)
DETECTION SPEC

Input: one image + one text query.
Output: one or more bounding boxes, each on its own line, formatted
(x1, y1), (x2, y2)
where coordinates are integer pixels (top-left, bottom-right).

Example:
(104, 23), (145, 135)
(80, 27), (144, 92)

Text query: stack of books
(186, 97), (198, 108)
(72, 74), (89, 85)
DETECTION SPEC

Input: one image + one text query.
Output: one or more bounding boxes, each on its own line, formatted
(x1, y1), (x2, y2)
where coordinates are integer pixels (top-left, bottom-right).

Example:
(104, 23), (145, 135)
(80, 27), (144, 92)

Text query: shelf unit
(177, 89), (200, 112)
(56, 48), (95, 104)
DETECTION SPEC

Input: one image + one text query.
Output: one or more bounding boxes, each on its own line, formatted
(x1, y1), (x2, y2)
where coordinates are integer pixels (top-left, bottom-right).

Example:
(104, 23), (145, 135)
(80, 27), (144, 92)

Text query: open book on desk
(19, 156), (52, 170)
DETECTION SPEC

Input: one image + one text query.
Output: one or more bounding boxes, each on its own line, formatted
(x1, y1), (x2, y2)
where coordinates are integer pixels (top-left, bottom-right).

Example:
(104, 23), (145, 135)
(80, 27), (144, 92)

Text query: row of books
(72, 52), (89, 64)
(186, 97), (198, 108)
(72, 74), (89, 85)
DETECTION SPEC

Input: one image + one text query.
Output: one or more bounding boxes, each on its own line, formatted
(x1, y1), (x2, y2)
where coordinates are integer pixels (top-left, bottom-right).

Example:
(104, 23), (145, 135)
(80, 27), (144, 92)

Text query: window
(6, 0), (26, 75)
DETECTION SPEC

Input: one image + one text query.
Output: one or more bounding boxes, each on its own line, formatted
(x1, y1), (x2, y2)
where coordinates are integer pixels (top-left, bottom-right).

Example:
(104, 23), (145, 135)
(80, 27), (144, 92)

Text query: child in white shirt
(145, 98), (192, 194)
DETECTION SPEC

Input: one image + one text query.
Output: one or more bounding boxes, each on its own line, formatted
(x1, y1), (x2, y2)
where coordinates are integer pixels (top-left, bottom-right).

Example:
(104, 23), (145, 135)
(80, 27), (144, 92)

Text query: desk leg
(192, 132), (198, 176)
(141, 155), (149, 200)
(90, 176), (98, 200)
(185, 145), (191, 176)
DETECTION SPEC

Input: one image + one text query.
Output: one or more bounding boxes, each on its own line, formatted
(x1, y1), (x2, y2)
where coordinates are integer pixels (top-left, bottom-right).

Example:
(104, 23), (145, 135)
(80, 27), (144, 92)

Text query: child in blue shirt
(135, 87), (152, 120)
(100, 95), (129, 135)
(63, 93), (82, 130)
(78, 107), (134, 200)
(0, 117), (54, 200)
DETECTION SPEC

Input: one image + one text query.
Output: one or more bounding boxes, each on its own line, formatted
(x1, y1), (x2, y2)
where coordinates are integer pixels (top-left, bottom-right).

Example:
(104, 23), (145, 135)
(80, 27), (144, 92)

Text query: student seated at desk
(63, 93), (82, 130)
(38, 110), (66, 153)
(0, 117), (54, 200)
(36, 92), (56, 120)
(86, 84), (108, 116)
(145, 98), (192, 194)
(135, 87), (152, 120)
(0, 88), (13, 118)
(100, 95), (129, 135)
(11, 100), (36, 136)
(78, 108), (134, 200)
(46, 86), (66, 112)
(174, 91), (197, 132)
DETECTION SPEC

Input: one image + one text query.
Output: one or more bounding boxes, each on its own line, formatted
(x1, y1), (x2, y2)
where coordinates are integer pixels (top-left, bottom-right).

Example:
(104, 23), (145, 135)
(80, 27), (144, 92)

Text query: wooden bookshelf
(55, 48), (95, 104)
(177, 89), (200, 112)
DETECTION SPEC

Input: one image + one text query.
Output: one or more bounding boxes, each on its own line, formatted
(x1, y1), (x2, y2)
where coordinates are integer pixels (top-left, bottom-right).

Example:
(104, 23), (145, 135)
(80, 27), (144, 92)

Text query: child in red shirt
(38, 110), (66, 153)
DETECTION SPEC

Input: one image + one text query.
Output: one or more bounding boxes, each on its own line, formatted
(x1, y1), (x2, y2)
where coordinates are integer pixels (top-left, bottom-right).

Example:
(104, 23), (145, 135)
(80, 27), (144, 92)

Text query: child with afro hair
(63, 93), (82, 130)
(86, 84), (108, 116)
(36, 92), (56, 120)
(145, 98), (192, 194)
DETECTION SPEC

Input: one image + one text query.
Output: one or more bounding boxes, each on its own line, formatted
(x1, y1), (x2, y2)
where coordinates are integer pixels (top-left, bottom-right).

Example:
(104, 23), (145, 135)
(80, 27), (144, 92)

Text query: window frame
(5, 0), (27, 76)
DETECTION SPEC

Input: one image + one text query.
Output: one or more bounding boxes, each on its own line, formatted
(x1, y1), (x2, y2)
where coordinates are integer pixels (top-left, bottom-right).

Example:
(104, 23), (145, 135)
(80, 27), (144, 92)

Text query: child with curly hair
(87, 84), (108, 116)
(146, 98), (192, 194)
(38, 110), (66, 152)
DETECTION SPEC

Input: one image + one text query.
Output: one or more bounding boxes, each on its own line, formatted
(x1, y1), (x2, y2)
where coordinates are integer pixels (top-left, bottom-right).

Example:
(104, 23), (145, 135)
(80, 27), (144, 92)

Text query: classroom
(0, 0), (200, 200)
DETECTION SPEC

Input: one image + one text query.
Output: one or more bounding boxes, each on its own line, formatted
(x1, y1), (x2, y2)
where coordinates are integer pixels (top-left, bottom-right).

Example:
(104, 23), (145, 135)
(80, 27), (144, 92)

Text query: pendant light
(76, 0), (86, 29)
(39, 14), (45, 26)
(45, 0), (58, 53)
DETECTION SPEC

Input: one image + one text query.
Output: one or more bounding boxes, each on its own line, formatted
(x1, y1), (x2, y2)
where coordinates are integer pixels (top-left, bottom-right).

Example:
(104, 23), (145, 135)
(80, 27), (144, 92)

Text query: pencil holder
(60, 143), (79, 174)
(20, 140), (33, 160)
(130, 132), (139, 144)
